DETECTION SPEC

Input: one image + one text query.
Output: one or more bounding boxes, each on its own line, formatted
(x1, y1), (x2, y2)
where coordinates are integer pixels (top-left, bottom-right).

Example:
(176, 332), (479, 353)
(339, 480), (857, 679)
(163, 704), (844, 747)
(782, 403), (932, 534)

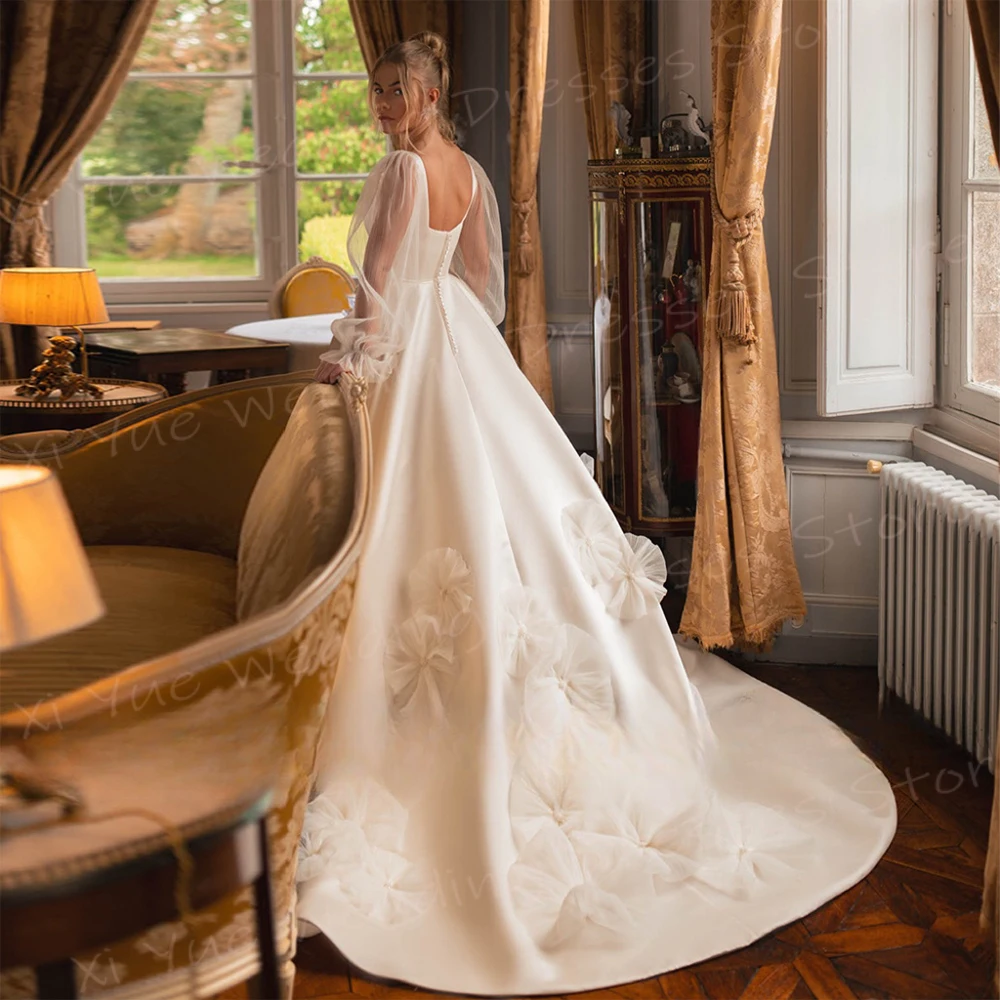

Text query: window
(940, 0), (1000, 425)
(50, 0), (384, 305)
(293, 0), (384, 273)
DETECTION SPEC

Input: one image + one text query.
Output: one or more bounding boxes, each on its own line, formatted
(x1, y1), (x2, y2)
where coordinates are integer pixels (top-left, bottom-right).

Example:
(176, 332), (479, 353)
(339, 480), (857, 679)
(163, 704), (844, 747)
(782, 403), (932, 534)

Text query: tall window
(941, 1), (1000, 425)
(51, 0), (384, 303)
(294, 0), (383, 273)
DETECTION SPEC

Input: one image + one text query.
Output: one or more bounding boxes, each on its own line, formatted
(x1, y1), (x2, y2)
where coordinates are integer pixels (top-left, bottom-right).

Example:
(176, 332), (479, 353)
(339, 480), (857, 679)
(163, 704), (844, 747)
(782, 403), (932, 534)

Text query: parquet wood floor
(218, 650), (996, 1000)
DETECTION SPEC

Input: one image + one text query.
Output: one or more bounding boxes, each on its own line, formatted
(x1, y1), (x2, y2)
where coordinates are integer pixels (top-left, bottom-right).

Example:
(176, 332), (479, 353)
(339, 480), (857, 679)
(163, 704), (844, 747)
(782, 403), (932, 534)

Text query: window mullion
(253, 0), (290, 294)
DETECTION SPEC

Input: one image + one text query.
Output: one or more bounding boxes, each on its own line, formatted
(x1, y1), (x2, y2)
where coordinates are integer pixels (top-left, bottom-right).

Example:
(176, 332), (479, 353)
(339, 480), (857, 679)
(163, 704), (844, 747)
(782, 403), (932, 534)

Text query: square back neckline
(412, 151), (476, 234)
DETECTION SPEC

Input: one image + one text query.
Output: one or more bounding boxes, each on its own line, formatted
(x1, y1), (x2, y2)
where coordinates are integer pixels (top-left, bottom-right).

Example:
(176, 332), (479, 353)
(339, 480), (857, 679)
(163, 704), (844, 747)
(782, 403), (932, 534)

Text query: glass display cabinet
(588, 155), (712, 537)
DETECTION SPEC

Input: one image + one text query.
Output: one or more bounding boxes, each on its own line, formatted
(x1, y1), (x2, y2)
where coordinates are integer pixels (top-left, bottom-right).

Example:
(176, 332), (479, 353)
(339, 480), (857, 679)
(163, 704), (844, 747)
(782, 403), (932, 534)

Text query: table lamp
(0, 465), (106, 827)
(0, 267), (110, 400)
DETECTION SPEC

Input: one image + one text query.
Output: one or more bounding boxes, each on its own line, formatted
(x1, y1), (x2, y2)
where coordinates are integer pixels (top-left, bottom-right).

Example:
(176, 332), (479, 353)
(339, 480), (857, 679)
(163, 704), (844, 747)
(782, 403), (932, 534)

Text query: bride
(301, 31), (896, 996)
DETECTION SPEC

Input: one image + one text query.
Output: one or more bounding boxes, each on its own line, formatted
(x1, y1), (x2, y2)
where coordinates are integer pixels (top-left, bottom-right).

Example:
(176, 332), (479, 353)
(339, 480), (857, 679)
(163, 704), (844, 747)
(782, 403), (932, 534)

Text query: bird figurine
(680, 91), (712, 147)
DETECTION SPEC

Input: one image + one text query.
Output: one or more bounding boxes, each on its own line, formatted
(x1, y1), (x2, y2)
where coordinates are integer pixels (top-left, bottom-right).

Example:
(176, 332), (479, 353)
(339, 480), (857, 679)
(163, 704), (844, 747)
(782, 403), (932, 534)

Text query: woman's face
(371, 63), (437, 136)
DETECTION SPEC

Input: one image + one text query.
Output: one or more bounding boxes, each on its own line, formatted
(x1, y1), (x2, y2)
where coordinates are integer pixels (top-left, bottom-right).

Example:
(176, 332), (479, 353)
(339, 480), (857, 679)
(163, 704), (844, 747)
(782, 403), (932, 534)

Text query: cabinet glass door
(631, 197), (707, 523)
(592, 196), (625, 513)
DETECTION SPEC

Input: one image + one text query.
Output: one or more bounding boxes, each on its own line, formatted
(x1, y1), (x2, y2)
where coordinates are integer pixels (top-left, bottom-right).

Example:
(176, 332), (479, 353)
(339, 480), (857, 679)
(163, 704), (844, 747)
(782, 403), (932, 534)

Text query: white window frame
(938, 0), (1000, 427)
(50, 0), (377, 308)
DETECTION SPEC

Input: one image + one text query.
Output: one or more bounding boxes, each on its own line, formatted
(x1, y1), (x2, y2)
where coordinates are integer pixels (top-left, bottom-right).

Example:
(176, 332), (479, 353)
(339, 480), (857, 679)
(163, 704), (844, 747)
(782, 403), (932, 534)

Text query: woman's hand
(313, 359), (345, 384)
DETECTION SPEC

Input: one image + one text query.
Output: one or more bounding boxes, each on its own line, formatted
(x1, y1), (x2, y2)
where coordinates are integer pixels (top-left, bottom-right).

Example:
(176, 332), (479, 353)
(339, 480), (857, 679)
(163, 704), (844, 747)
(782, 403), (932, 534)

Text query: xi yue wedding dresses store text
(295, 148), (896, 996)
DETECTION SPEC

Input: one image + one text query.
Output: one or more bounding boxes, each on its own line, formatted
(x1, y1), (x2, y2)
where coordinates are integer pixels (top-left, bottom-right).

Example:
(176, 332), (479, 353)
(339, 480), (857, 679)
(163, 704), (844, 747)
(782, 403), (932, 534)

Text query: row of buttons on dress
(435, 233), (460, 358)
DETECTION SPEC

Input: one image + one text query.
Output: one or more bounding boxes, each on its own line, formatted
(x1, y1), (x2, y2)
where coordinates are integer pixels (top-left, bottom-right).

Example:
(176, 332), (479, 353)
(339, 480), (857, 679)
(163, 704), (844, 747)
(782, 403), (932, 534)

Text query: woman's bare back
(419, 146), (474, 232)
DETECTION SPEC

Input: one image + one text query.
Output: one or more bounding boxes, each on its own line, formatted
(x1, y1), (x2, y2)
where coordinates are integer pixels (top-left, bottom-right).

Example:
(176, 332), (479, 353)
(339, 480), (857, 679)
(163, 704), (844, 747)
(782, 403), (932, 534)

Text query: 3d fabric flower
(560, 499), (623, 585)
(508, 824), (654, 950)
(407, 547), (474, 636)
(522, 625), (615, 739)
(498, 585), (562, 679)
(384, 612), (458, 721)
(298, 777), (408, 884)
(601, 533), (668, 620)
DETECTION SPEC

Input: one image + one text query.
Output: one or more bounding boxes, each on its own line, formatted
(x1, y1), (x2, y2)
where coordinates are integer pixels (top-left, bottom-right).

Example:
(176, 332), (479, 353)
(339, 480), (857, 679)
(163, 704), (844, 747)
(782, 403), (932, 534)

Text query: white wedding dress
(295, 148), (896, 996)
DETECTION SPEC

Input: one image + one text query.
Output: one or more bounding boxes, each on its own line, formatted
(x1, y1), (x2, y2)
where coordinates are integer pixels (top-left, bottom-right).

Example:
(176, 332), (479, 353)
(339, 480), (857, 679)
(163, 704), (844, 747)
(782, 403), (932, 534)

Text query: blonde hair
(369, 31), (457, 147)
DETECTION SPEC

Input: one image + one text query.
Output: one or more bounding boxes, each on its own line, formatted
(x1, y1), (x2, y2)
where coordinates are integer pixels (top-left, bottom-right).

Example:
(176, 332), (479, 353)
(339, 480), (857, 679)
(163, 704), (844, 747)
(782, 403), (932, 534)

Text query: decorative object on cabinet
(588, 154), (712, 536)
(659, 90), (713, 158)
(610, 100), (641, 159)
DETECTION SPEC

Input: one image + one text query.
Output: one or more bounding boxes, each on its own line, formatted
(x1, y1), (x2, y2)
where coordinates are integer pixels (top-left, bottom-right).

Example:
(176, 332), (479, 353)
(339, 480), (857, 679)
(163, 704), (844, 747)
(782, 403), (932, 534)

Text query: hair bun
(411, 30), (446, 63)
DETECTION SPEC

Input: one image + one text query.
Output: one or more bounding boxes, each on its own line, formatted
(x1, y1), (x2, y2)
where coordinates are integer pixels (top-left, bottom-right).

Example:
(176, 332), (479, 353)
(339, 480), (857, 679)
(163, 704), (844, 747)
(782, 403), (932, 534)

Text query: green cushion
(0, 545), (236, 715)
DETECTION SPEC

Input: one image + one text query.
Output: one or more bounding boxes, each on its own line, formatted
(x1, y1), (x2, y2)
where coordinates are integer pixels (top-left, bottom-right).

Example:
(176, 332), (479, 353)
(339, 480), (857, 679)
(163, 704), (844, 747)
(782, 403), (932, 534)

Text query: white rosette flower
(508, 824), (655, 950)
(571, 788), (703, 893)
(560, 499), (623, 585)
(297, 777), (407, 884)
(498, 585), (562, 680)
(522, 625), (615, 742)
(335, 844), (437, 924)
(692, 801), (818, 899)
(384, 612), (458, 722)
(601, 533), (667, 620)
(407, 547), (474, 637)
(508, 750), (593, 849)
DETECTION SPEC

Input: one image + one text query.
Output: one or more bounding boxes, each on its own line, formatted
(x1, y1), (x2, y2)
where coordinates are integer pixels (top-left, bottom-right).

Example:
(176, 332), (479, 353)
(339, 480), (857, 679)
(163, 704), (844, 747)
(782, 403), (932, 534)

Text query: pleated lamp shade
(0, 267), (109, 326)
(0, 466), (105, 653)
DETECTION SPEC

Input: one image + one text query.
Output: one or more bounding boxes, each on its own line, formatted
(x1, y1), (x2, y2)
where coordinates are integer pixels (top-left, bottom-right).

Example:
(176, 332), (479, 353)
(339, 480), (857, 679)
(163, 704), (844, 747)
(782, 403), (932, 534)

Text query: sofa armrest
(0, 375), (313, 559)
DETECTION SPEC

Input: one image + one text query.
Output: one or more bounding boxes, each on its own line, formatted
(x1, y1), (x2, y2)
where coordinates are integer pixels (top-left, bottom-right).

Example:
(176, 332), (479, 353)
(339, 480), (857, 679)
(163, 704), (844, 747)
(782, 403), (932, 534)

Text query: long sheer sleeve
(450, 155), (505, 326)
(318, 150), (421, 381)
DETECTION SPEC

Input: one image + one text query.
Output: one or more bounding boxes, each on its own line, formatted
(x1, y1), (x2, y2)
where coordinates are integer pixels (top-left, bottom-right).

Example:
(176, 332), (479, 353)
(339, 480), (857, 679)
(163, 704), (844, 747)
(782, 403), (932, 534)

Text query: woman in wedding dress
(300, 31), (896, 996)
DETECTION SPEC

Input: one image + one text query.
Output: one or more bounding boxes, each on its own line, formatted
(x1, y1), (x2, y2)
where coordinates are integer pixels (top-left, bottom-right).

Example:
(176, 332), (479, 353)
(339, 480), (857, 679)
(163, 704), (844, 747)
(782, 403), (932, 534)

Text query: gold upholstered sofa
(0, 372), (372, 999)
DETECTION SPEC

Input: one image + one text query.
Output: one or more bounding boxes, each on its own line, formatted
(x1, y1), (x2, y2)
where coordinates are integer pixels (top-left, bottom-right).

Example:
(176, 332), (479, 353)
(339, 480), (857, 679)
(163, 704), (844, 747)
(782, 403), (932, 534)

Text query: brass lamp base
(0, 744), (82, 832)
(15, 330), (105, 400)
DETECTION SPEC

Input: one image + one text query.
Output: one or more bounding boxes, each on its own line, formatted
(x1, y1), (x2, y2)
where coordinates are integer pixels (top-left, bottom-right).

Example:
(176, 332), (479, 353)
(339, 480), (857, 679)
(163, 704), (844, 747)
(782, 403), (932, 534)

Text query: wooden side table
(0, 689), (287, 999)
(0, 379), (168, 436)
(84, 328), (290, 396)
(0, 787), (279, 1000)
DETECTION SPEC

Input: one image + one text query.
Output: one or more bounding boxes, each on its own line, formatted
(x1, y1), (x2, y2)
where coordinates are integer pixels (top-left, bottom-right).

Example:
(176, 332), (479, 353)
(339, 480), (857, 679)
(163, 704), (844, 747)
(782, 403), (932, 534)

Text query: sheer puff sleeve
(318, 150), (421, 382)
(450, 155), (505, 326)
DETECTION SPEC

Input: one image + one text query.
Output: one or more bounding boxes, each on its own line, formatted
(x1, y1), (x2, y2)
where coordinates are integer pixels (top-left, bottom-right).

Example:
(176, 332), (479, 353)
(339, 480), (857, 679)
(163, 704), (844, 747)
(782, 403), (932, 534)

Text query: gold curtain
(678, 0), (806, 652)
(0, 0), (157, 378)
(347, 0), (462, 113)
(506, 0), (553, 409)
(969, 3), (999, 987)
(572, 0), (646, 159)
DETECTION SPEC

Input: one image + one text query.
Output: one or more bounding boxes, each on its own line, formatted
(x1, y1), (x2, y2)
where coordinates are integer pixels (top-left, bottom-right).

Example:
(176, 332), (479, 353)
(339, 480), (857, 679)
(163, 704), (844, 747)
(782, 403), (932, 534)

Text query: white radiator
(878, 461), (1000, 773)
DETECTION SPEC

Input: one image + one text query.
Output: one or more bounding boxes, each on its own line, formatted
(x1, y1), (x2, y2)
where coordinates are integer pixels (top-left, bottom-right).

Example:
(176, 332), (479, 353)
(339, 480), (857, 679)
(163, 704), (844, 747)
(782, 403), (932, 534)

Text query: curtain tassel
(717, 245), (755, 345)
(711, 196), (763, 347)
(511, 197), (536, 276)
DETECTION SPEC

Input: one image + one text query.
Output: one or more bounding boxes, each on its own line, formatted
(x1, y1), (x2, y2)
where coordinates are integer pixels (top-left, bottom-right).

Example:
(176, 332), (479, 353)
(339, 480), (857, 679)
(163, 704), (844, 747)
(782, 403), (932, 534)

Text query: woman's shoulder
(373, 148), (422, 175)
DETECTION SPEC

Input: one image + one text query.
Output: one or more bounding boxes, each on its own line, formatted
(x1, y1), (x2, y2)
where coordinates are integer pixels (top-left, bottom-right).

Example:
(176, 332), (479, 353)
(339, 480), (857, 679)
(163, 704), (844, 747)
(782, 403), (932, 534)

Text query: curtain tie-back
(0, 184), (46, 224)
(711, 191), (764, 346)
(511, 196), (537, 276)
(0, 185), (50, 267)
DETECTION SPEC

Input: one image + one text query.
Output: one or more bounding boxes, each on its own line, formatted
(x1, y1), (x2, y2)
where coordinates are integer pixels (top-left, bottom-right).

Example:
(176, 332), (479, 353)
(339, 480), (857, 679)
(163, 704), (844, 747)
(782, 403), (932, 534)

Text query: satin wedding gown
(295, 148), (896, 995)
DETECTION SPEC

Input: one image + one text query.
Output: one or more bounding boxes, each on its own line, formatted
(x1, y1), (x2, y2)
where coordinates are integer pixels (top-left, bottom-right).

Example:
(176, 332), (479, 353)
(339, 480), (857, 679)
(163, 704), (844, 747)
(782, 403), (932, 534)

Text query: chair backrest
(270, 256), (355, 318)
(236, 382), (356, 620)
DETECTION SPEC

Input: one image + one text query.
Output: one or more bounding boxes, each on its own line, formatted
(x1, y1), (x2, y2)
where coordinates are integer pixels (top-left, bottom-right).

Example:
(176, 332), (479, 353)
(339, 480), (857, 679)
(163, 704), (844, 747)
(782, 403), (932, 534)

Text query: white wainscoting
(548, 319), (595, 452)
(740, 432), (912, 666)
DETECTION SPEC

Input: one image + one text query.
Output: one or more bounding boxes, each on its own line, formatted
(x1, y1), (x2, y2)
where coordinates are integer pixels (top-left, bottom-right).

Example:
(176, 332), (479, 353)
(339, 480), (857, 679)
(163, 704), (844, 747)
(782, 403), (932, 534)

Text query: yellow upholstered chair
(0, 372), (372, 1000)
(269, 257), (355, 318)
